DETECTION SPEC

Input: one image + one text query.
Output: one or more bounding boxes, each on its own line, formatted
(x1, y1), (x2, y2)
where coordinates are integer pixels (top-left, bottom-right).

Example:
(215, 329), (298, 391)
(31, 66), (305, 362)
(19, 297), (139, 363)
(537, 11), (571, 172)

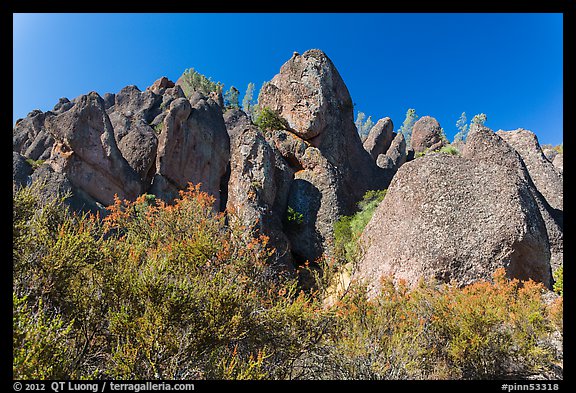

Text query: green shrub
(25, 158), (45, 170)
(333, 189), (386, 264)
(179, 68), (223, 98)
(13, 182), (332, 380)
(254, 107), (289, 132)
(439, 144), (460, 156)
(13, 294), (75, 379)
(553, 265), (563, 296)
(286, 206), (304, 226)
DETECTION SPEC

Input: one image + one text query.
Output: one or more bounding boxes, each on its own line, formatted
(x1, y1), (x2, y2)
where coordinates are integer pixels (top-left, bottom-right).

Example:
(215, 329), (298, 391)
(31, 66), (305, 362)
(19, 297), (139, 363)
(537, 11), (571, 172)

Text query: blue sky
(13, 13), (563, 145)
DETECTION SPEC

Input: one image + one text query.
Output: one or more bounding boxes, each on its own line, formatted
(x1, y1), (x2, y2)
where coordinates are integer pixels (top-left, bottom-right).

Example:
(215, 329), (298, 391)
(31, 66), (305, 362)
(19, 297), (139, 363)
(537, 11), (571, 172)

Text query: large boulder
(355, 126), (553, 296)
(411, 115), (444, 154)
(363, 117), (394, 161)
(153, 94), (230, 207)
(467, 127), (563, 271)
(258, 49), (389, 201)
(43, 92), (143, 206)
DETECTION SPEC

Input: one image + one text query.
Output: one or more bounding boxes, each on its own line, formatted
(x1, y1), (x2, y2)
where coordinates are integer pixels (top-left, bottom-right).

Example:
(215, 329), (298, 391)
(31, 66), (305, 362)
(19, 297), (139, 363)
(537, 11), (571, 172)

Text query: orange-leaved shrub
(13, 181), (562, 380)
(324, 269), (562, 379)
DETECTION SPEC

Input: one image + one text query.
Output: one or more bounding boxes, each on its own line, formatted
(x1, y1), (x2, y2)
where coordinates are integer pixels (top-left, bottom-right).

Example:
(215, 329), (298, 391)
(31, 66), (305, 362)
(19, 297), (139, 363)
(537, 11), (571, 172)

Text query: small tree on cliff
(453, 112), (469, 143)
(398, 108), (418, 148)
(242, 82), (257, 120)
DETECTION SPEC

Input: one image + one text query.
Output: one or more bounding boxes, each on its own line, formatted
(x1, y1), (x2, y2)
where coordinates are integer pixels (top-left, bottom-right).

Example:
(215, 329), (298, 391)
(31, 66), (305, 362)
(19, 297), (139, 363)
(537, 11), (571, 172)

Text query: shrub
(333, 189), (386, 264)
(439, 145), (460, 156)
(25, 158), (45, 170)
(13, 181), (332, 380)
(13, 294), (75, 379)
(326, 269), (560, 379)
(178, 68), (223, 98)
(553, 265), (563, 296)
(286, 206), (304, 226)
(254, 107), (289, 132)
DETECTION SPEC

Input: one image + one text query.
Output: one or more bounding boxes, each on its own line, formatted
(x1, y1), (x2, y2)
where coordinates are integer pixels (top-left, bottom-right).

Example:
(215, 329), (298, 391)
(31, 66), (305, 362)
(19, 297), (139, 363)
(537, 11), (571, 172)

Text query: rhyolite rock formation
(363, 117), (394, 161)
(411, 115), (444, 154)
(258, 49), (393, 263)
(13, 49), (563, 290)
(225, 112), (294, 272)
(355, 125), (554, 296)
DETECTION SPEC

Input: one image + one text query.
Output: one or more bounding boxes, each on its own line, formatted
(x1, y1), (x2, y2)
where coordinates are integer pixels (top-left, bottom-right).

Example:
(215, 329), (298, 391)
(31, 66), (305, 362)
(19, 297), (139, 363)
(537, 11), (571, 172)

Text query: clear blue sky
(13, 13), (563, 145)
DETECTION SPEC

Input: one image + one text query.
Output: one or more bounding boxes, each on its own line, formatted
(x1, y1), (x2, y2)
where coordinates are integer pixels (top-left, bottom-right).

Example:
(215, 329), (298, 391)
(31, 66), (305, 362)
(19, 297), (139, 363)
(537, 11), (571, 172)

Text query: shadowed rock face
(356, 126), (553, 296)
(496, 129), (563, 213)
(13, 152), (32, 190)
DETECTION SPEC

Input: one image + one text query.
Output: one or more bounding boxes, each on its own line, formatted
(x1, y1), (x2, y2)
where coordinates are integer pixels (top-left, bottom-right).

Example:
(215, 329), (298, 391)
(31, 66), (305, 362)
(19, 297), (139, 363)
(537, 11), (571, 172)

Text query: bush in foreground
(13, 182), (562, 380)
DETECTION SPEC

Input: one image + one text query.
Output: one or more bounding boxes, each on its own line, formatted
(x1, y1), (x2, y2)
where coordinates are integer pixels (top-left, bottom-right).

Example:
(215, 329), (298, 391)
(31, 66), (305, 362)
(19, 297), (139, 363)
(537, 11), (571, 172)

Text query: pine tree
(242, 82), (256, 119)
(471, 113), (487, 127)
(223, 86), (240, 109)
(454, 112), (468, 143)
(398, 108), (418, 148)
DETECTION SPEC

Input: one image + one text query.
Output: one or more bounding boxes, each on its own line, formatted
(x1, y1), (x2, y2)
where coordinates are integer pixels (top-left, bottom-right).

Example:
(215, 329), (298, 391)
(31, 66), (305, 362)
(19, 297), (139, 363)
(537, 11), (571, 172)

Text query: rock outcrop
(258, 49), (392, 263)
(411, 115), (444, 154)
(13, 152), (32, 190)
(363, 117), (394, 161)
(496, 129), (563, 213)
(226, 122), (294, 271)
(376, 132), (407, 174)
(153, 94), (230, 207)
(44, 92), (143, 207)
(12, 50), (563, 289)
(355, 125), (553, 296)
(13, 110), (55, 161)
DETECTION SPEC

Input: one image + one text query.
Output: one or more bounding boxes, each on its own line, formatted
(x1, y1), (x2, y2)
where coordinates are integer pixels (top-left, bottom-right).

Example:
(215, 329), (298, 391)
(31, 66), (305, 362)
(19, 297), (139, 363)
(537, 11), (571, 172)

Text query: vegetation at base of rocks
(553, 266), (563, 297)
(25, 158), (45, 170)
(13, 181), (562, 380)
(286, 206), (304, 227)
(334, 189), (387, 265)
(439, 145), (460, 156)
(179, 68), (223, 98)
(326, 269), (562, 379)
(254, 107), (289, 132)
(354, 111), (374, 142)
(13, 181), (330, 380)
